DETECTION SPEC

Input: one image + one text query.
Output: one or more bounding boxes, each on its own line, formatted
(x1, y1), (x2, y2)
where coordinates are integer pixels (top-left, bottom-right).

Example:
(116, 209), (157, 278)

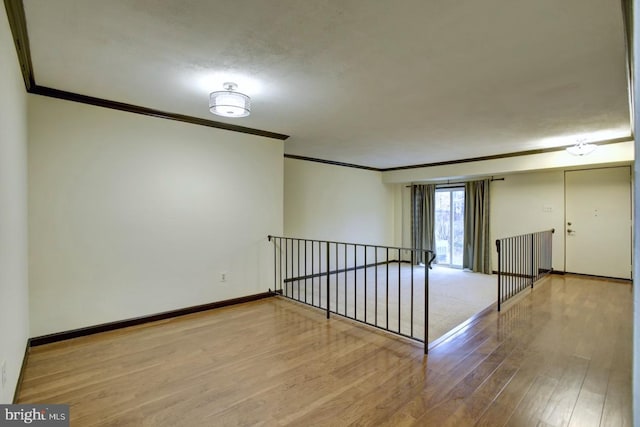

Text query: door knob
(567, 229), (574, 233)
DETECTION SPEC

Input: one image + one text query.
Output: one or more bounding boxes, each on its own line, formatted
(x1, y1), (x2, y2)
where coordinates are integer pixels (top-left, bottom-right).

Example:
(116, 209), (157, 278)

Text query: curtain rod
(405, 177), (504, 188)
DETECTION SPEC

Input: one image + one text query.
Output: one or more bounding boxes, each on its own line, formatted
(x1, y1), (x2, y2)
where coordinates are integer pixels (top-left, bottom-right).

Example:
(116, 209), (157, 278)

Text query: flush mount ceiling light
(209, 82), (251, 118)
(566, 140), (597, 156)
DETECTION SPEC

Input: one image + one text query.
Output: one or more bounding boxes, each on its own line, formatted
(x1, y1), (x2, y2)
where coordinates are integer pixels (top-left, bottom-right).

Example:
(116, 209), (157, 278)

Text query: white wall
(0, 3), (29, 403)
(284, 158), (395, 246)
(398, 185), (412, 248)
(398, 172), (565, 270)
(386, 143), (634, 275)
(490, 170), (566, 270)
(399, 167), (633, 273)
(383, 140), (634, 184)
(633, 1), (640, 422)
(28, 95), (283, 337)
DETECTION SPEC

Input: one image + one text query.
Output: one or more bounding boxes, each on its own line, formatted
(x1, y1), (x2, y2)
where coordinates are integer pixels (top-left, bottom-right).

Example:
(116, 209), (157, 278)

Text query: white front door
(565, 167), (632, 279)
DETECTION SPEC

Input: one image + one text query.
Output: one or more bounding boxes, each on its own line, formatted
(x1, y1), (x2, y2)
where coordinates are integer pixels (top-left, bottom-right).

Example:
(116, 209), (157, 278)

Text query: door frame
(434, 186), (465, 268)
(563, 165), (633, 279)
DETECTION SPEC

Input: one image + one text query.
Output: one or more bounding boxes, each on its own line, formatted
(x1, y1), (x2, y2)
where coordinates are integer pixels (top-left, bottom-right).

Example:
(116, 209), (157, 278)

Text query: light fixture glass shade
(566, 141), (597, 156)
(209, 82), (251, 118)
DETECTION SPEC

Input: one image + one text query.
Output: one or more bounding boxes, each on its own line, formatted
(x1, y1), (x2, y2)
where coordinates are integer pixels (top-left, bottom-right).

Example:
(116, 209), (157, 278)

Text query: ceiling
(20, 0), (631, 169)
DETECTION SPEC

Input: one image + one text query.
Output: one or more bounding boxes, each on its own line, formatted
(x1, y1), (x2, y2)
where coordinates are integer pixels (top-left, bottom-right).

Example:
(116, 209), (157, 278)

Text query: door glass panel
(452, 190), (465, 266)
(435, 191), (451, 264)
(435, 188), (464, 267)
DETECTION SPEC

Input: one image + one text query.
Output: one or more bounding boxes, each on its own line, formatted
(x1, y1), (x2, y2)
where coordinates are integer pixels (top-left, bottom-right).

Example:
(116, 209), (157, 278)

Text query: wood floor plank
(416, 333), (526, 425)
(436, 346), (525, 426)
(601, 368), (632, 427)
(16, 275), (632, 426)
(504, 374), (559, 426)
(538, 355), (589, 426)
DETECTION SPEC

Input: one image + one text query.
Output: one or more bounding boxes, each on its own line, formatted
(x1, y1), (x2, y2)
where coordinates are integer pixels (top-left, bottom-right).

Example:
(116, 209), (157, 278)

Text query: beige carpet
(427, 265), (497, 341)
(284, 263), (497, 344)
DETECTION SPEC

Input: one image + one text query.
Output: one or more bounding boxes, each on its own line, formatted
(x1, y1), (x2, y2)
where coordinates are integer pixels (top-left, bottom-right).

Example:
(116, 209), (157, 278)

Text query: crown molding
(3, 0), (289, 141)
(284, 154), (380, 171)
(31, 86), (289, 140)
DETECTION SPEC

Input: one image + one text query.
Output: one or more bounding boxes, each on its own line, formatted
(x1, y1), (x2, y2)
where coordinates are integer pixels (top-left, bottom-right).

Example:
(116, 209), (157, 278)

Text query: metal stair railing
(496, 229), (554, 311)
(268, 235), (436, 354)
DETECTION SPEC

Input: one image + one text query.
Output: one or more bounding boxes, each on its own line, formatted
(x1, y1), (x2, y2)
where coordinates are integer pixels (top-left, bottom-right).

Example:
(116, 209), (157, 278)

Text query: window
(435, 188), (465, 267)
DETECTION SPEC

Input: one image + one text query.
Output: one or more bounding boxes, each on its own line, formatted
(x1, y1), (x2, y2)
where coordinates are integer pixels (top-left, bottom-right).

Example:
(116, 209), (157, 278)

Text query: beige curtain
(411, 184), (436, 264)
(463, 179), (491, 273)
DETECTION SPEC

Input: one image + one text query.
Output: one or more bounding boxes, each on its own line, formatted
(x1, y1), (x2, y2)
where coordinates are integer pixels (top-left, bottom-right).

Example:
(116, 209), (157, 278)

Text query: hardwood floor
(17, 275), (632, 426)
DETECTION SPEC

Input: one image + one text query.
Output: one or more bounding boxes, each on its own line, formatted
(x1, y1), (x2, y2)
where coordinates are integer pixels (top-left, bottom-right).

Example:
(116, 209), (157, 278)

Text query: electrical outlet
(220, 272), (227, 282)
(1, 360), (6, 389)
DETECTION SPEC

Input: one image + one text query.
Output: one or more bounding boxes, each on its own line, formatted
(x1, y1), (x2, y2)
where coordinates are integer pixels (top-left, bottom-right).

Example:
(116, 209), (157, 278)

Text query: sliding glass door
(435, 188), (465, 267)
